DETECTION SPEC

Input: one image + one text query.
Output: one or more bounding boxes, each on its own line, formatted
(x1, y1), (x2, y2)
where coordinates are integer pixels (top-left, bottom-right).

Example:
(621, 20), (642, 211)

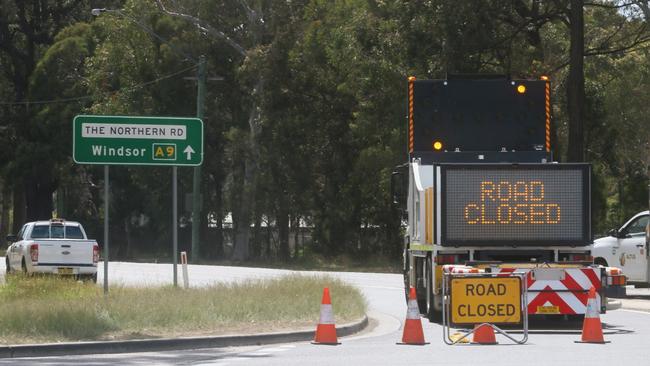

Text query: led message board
(439, 164), (590, 246)
(411, 79), (547, 153)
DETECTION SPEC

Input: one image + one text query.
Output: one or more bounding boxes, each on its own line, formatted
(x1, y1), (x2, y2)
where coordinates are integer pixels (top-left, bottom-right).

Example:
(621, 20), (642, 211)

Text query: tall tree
(83, 1), (204, 257)
(154, 0), (313, 260)
(567, 0), (586, 162)
(0, 0), (88, 227)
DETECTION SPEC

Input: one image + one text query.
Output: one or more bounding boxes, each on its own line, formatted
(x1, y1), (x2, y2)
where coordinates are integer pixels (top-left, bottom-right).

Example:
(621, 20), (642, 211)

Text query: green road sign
(73, 115), (203, 166)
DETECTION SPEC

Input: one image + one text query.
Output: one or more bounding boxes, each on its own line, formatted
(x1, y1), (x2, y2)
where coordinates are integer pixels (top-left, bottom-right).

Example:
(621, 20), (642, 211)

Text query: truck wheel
(425, 257), (442, 322)
(427, 294), (443, 323)
(594, 258), (608, 267)
(5, 257), (10, 274)
(21, 258), (27, 275)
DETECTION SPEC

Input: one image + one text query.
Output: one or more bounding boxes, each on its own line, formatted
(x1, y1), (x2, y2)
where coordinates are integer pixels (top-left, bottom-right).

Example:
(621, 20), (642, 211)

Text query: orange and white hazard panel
(490, 267), (602, 315)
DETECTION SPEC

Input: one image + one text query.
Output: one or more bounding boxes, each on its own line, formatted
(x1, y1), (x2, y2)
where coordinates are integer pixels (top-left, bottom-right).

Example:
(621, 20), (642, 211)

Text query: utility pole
(191, 55), (206, 262)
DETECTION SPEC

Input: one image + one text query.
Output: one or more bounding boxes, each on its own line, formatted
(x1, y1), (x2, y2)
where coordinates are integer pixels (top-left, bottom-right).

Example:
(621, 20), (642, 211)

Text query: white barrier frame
(442, 272), (528, 345)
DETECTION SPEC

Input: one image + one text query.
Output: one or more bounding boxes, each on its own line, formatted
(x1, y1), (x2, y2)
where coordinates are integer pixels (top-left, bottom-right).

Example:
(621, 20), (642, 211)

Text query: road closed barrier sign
(450, 277), (521, 324)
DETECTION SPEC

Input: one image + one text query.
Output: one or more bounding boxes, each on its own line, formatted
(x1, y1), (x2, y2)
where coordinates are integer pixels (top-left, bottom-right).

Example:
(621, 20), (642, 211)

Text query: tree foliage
(1, 0), (648, 262)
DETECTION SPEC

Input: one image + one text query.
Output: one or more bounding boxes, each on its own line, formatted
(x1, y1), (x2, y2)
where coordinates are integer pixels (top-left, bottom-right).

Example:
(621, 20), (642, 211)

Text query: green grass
(0, 274), (366, 345)
(183, 254), (402, 274)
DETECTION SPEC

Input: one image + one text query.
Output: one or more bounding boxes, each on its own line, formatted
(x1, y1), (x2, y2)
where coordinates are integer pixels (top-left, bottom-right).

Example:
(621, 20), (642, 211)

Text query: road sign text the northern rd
(73, 115), (203, 166)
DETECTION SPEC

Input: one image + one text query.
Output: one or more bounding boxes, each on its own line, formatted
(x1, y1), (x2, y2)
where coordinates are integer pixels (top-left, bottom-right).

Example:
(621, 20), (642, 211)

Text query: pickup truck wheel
(78, 273), (98, 283)
(21, 258), (27, 275)
(5, 257), (10, 274)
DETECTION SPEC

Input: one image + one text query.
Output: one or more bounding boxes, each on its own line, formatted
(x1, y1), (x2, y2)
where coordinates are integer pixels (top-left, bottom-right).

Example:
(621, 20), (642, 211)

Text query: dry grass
(0, 274), (366, 345)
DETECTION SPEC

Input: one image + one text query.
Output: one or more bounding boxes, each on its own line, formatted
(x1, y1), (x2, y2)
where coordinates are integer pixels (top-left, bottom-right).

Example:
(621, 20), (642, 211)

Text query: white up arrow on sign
(183, 146), (195, 160)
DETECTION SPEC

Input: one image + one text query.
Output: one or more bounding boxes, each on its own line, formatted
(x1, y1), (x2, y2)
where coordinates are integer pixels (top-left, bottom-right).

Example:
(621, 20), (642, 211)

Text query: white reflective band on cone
(319, 304), (335, 324)
(585, 297), (599, 318)
(407, 299), (420, 319)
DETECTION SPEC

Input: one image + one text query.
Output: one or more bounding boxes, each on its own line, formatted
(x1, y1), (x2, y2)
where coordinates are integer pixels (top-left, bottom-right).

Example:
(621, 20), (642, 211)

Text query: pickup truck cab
(592, 211), (650, 286)
(5, 219), (99, 282)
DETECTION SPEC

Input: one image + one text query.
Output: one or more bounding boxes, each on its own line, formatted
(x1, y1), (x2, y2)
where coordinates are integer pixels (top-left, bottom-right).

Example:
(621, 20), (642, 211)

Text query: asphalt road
(1, 260), (650, 365)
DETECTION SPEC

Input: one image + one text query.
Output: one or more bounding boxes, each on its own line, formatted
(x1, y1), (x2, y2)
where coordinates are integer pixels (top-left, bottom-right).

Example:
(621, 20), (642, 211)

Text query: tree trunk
(24, 166), (56, 221)
(12, 185), (25, 232)
(292, 215), (300, 258)
(0, 181), (10, 240)
(251, 215), (262, 259)
(213, 214), (224, 259)
(567, 0), (585, 162)
(124, 216), (132, 259)
(278, 209), (290, 261)
(231, 79), (264, 261)
(266, 219), (272, 259)
(231, 161), (253, 261)
(207, 144), (224, 260)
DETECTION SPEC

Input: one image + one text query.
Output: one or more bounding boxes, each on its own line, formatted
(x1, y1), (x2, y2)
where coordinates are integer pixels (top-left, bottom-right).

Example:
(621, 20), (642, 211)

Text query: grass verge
(0, 274), (366, 345)
(184, 254), (402, 274)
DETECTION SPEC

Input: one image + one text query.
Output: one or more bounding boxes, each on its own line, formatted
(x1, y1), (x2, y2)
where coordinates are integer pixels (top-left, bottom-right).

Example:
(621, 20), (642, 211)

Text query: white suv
(592, 211), (649, 285)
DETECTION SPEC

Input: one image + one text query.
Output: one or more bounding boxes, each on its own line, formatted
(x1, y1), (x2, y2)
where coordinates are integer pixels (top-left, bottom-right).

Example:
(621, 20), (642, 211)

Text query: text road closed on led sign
(441, 164), (590, 246)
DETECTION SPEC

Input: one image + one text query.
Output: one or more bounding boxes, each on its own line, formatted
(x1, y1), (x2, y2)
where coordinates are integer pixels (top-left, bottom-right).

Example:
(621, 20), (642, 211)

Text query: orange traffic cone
(313, 287), (340, 345)
(472, 323), (497, 345)
(575, 286), (609, 344)
(397, 287), (428, 345)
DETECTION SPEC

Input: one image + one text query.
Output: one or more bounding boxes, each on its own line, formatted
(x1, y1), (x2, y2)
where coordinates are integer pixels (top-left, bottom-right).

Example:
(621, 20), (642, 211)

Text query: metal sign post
(173, 166), (178, 287)
(103, 165), (109, 295)
(442, 272), (528, 345)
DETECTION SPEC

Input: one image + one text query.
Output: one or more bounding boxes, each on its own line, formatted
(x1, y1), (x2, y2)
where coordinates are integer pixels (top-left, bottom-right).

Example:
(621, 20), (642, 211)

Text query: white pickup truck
(5, 219), (99, 282)
(593, 210), (649, 287)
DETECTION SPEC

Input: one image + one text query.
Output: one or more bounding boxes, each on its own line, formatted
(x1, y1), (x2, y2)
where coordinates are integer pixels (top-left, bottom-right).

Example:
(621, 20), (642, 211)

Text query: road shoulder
(0, 315), (368, 359)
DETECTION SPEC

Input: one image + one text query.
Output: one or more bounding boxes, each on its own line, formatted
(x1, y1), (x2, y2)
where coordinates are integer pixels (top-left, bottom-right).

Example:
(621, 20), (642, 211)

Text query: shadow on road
(0, 348), (273, 365)
(447, 316), (635, 335)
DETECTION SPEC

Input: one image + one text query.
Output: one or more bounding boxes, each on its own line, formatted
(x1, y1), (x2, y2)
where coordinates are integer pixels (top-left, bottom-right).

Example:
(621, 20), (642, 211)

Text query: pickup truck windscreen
(30, 225), (84, 239)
